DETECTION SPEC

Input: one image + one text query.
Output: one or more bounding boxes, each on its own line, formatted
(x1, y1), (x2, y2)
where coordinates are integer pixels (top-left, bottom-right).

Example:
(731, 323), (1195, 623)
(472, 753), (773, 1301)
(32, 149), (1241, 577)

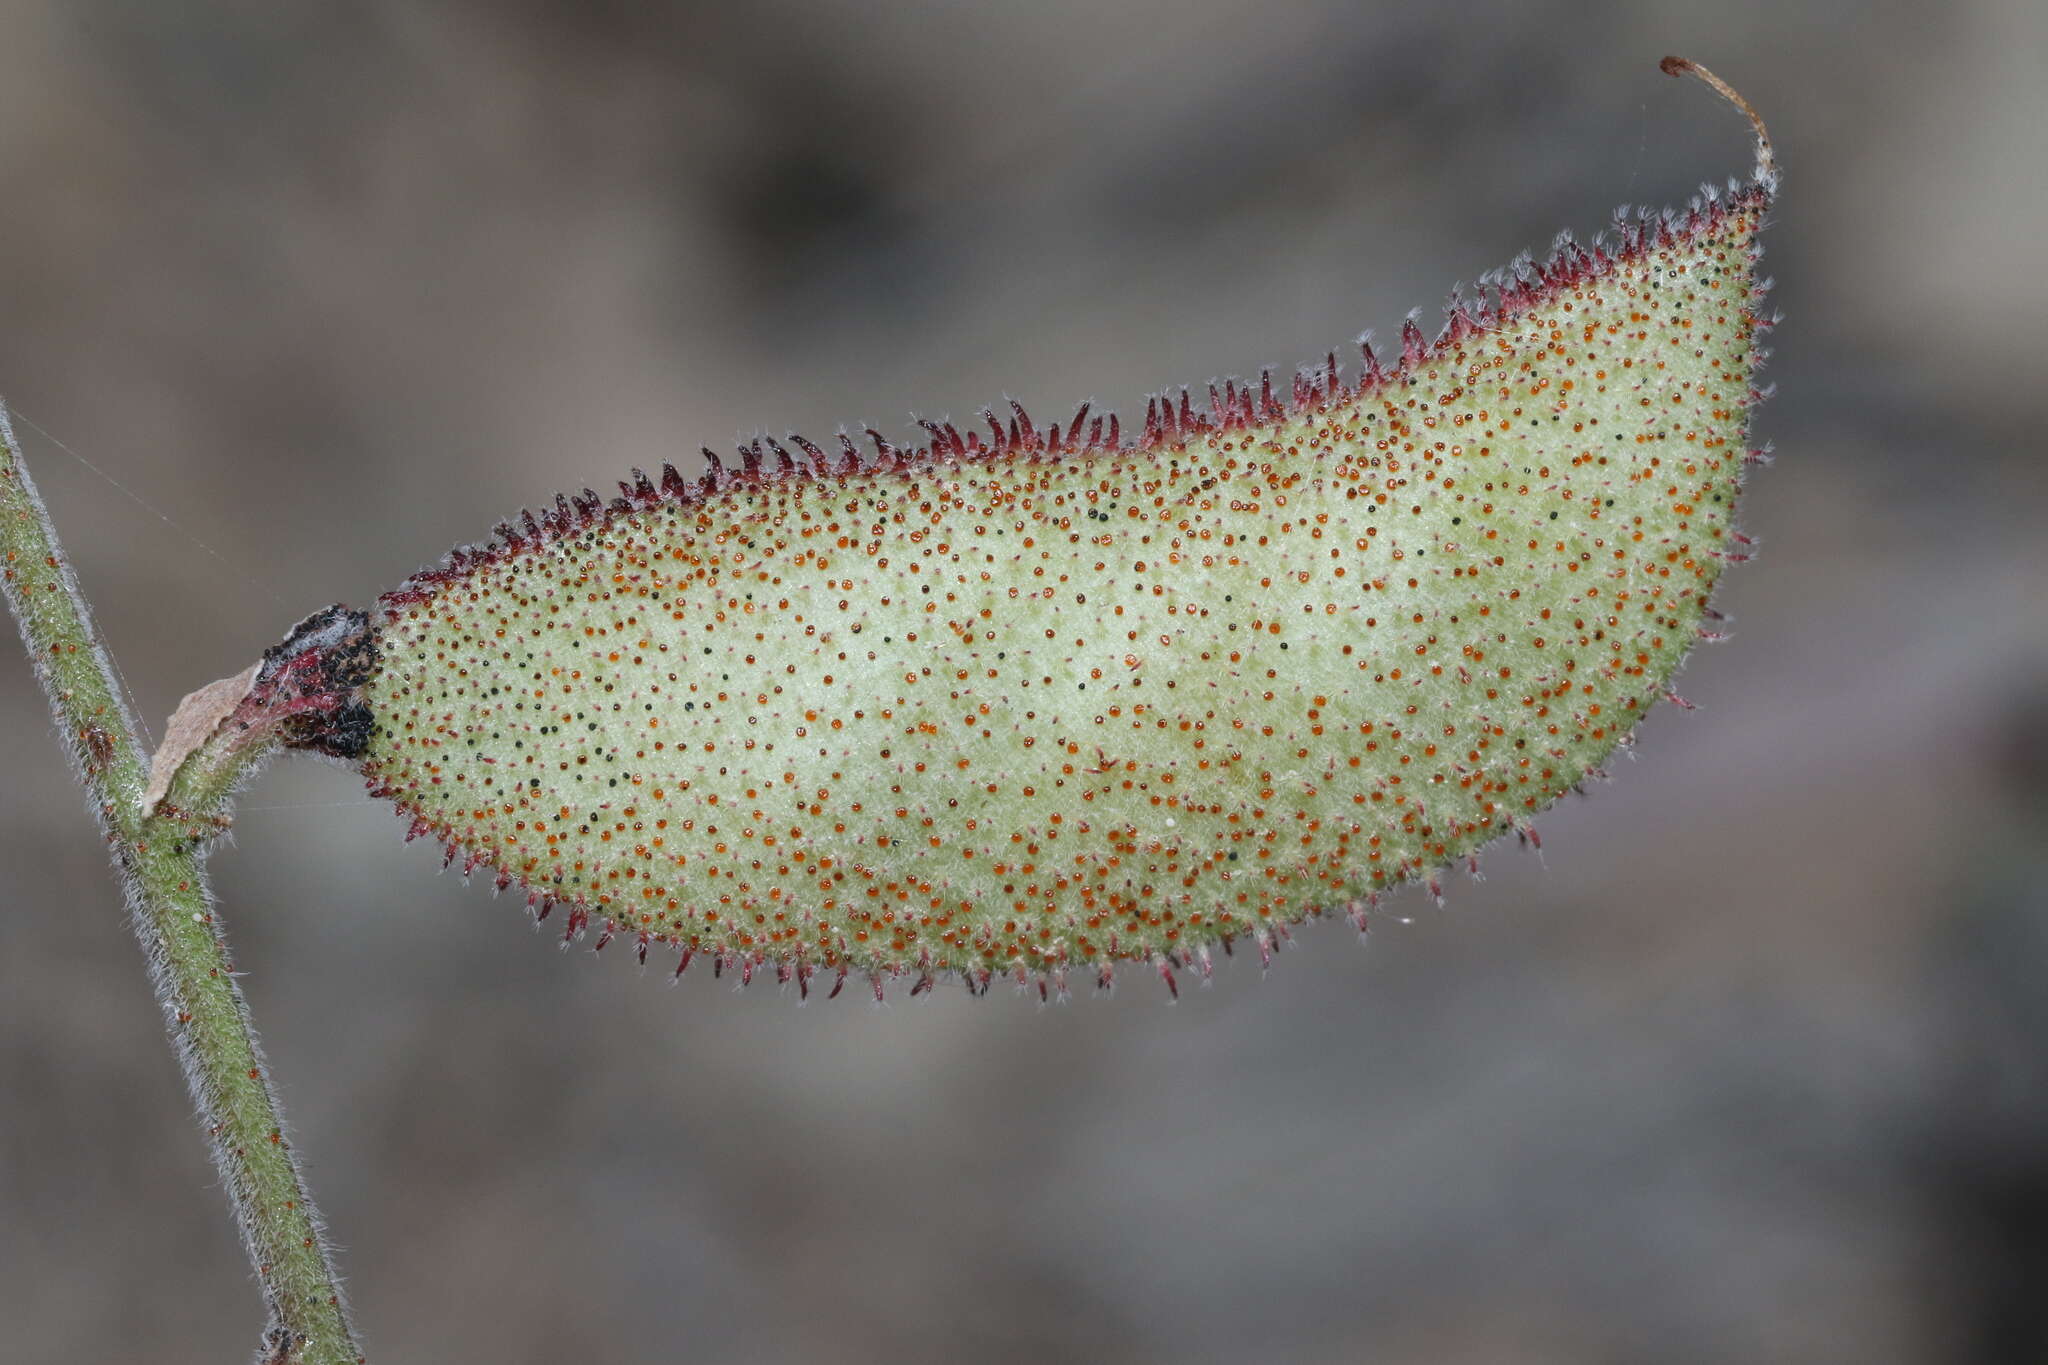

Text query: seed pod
(335, 65), (1778, 995)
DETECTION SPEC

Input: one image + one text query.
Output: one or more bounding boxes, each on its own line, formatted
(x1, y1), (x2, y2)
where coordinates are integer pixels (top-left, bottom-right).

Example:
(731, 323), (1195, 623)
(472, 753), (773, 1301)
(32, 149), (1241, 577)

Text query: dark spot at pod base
(264, 606), (380, 762)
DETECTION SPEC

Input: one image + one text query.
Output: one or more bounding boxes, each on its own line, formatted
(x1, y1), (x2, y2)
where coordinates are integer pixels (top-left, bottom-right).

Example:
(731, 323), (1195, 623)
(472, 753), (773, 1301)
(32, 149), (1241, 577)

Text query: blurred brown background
(3, 2), (2044, 1361)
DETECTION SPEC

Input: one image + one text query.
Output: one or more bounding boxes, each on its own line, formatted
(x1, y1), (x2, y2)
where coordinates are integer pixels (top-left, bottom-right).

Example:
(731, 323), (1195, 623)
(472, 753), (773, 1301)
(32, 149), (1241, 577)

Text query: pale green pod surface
(357, 181), (1772, 995)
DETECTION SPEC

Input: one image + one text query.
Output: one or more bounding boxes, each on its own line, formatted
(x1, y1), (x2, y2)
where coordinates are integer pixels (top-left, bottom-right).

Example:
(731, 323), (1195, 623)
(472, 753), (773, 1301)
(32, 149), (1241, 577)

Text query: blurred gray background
(3, 2), (2044, 1361)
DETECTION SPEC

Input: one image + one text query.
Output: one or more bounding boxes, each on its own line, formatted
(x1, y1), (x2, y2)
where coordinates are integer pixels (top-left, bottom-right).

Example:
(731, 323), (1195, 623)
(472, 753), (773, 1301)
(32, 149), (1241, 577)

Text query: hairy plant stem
(0, 403), (361, 1364)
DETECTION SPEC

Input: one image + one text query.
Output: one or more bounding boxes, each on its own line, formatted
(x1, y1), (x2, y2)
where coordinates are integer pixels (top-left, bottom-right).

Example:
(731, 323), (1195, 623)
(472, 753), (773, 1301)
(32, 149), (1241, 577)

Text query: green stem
(0, 403), (361, 1364)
